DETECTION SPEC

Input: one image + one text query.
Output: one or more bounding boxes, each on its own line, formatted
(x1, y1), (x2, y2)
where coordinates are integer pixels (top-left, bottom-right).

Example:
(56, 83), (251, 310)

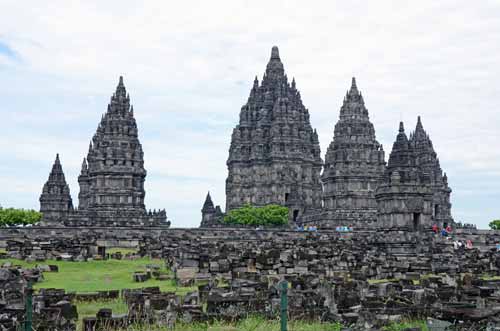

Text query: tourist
(466, 240), (473, 249)
(432, 224), (438, 234)
(446, 224), (452, 233)
(441, 228), (448, 237)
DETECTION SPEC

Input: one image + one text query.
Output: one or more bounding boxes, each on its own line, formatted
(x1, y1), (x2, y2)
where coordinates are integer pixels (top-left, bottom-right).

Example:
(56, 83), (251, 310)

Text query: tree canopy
(224, 204), (288, 226)
(0, 207), (42, 227)
(489, 220), (500, 230)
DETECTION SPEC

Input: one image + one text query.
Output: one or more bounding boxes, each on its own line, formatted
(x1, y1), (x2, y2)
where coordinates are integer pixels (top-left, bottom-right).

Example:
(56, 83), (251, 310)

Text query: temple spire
(265, 45), (284, 78)
(349, 77), (359, 95)
(114, 75), (127, 99)
(270, 46), (280, 60)
(202, 191), (215, 212)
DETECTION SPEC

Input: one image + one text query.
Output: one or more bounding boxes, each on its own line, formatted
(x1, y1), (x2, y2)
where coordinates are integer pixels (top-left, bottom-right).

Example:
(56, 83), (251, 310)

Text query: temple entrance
(413, 213), (421, 230)
(98, 246), (106, 258)
(293, 210), (299, 223)
(285, 193), (289, 203)
(434, 204), (439, 218)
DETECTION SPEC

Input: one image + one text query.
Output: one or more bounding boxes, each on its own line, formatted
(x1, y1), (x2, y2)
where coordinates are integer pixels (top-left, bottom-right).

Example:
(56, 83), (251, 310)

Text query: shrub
(0, 207), (42, 227)
(489, 220), (500, 230)
(224, 204), (288, 226)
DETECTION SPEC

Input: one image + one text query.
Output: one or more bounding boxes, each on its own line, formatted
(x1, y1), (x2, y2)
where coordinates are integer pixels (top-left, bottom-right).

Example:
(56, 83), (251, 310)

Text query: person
(496, 243), (500, 252)
(466, 240), (473, 249)
(446, 225), (452, 233)
(453, 241), (459, 250)
(441, 228), (448, 237)
(432, 224), (438, 234)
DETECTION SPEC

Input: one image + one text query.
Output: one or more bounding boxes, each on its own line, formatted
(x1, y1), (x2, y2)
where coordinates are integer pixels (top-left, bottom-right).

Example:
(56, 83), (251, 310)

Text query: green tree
(224, 204), (288, 226)
(0, 207), (42, 227)
(489, 220), (500, 230)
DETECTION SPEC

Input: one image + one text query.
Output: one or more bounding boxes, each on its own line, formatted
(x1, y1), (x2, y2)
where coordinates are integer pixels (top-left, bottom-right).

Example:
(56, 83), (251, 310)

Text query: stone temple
(375, 119), (453, 230)
(223, 46), (323, 223)
(203, 46), (454, 230)
(39, 77), (169, 227)
(319, 78), (386, 225)
(36, 46), (453, 231)
(39, 154), (74, 225)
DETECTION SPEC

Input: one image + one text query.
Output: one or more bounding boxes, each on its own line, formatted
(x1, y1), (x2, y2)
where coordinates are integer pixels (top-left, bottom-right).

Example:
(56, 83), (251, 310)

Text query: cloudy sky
(1, 1), (499, 228)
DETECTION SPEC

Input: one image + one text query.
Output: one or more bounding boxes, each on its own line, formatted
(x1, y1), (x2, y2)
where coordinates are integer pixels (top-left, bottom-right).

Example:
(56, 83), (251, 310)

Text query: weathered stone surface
(320, 78), (385, 225)
(38, 77), (169, 228)
(223, 46), (323, 225)
(39, 154), (74, 225)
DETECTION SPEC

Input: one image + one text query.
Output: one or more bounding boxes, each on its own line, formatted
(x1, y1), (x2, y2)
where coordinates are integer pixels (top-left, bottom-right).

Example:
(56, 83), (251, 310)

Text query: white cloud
(1, 0), (500, 227)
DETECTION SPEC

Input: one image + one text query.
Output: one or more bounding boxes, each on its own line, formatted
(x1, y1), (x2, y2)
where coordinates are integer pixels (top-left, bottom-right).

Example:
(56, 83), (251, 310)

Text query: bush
(224, 204), (288, 226)
(489, 220), (500, 230)
(0, 207), (42, 227)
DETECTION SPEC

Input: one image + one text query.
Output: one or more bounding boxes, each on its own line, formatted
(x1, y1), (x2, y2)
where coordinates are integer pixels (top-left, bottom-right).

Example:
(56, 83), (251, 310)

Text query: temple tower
(39, 154), (74, 225)
(321, 78), (385, 224)
(409, 116), (453, 226)
(375, 121), (434, 230)
(225, 46), (323, 223)
(73, 76), (167, 226)
(200, 192), (222, 227)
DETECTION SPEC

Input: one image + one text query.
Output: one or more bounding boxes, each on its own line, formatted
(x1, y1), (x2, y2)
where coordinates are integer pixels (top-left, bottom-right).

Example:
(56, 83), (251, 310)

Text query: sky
(0, 0), (499, 228)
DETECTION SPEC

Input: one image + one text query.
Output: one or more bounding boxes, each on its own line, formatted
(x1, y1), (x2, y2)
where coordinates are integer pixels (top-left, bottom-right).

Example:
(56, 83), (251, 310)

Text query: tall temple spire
(74, 76), (168, 226)
(39, 154), (73, 225)
(322, 77), (385, 223)
(265, 46), (285, 78)
(349, 77), (359, 96)
(226, 46), (323, 218)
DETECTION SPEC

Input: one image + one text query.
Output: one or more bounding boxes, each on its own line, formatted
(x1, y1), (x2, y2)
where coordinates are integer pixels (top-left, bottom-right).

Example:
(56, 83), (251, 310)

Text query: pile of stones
(138, 231), (500, 283)
(0, 267), (77, 331)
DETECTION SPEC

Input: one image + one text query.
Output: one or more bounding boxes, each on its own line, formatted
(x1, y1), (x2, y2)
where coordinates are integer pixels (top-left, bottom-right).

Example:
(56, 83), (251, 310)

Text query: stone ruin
(0, 266), (77, 331)
(3, 227), (500, 329)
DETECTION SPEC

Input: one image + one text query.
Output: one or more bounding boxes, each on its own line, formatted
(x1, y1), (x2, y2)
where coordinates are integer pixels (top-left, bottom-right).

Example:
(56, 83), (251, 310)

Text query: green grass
(79, 314), (344, 331)
(106, 247), (139, 255)
(3, 257), (195, 293)
(76, 298), (129, 331)
(382, 319), (428, 331)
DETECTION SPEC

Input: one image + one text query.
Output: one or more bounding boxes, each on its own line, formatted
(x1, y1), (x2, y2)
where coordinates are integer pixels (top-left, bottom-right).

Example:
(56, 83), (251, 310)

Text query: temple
(34, 47), (453, 231)
(39, 154), (74, 225)
(224, 46), (323, 223)
(375, 119), (453, 229)
(319, 78), (386, 225)
(39, 77), (169, 227)
(202, 46), (454, 230)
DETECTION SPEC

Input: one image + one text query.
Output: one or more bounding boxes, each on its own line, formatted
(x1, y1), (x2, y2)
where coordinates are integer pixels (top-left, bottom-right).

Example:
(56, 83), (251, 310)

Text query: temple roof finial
(399, 121), (405, 133)
(202, 191), (215, 212)
(416, 115), (423, 131)
(115, 75), (127, 99)
(270, 46), (280, 60)
(349, 76), (359, 95)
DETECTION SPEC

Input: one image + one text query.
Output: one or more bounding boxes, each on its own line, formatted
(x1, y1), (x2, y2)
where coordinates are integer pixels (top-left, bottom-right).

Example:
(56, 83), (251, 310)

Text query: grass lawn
(73, 313), (345, 331)
(3, 257), (195, 294)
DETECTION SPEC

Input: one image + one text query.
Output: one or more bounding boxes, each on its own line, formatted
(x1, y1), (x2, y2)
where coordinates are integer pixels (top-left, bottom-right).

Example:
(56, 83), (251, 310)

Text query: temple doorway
(413, 213), (421, 230)
(293, 210), (299, 223)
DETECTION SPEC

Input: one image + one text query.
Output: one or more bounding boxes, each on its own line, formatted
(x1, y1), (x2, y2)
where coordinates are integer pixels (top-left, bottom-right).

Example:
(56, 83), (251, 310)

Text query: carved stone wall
(225, 47), (323, 223)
